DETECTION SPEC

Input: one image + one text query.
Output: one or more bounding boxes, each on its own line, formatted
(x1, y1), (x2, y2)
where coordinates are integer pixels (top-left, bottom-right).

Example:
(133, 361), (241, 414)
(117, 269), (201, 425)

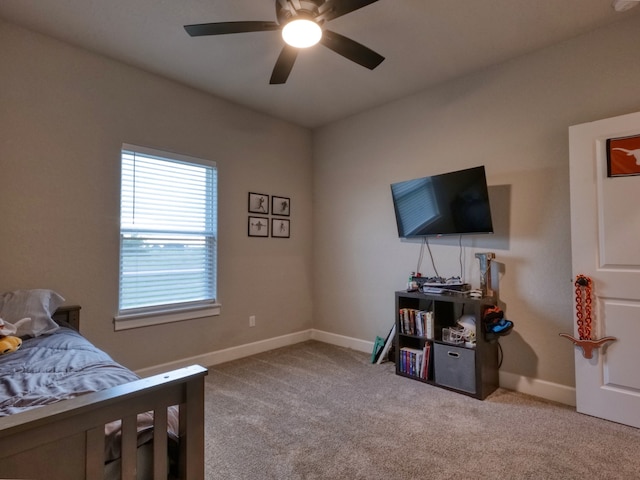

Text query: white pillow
(0, 289), (64, 337)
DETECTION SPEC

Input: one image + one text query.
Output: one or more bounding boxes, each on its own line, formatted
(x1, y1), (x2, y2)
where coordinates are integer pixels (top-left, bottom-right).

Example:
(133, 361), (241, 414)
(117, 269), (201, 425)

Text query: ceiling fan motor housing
(276, 0), (324, 25)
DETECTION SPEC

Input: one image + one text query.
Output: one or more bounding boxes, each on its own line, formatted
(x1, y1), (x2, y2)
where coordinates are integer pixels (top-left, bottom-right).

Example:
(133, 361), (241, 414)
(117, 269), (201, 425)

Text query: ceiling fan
(184, 0), (384, 84)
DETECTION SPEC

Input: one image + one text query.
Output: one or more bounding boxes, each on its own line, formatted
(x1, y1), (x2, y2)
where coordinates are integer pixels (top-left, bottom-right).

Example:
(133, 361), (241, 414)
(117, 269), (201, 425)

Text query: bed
(0, 289), (207, 479)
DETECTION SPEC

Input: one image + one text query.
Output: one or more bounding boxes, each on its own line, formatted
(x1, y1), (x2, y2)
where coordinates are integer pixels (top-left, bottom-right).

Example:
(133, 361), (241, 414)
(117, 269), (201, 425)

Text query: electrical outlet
(249, 315), (256, 327)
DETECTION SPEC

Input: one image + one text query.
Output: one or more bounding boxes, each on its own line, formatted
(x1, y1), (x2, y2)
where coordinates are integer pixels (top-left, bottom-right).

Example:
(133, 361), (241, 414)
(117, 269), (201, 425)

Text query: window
(115, 144), (219, 330)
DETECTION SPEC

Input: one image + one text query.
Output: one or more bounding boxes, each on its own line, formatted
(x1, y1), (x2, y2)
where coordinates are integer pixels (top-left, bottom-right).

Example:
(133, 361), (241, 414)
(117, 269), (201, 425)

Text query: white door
(569, 111), (640, 428)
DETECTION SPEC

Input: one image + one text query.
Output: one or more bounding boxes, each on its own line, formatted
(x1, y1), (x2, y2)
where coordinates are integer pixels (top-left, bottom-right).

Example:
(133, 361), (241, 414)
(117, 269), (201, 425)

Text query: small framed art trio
(248, 192), (290, 238)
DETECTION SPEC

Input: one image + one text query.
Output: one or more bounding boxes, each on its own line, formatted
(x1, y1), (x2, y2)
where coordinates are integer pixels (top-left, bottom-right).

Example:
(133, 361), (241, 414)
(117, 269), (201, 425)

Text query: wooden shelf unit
(394, 290), (499, 400)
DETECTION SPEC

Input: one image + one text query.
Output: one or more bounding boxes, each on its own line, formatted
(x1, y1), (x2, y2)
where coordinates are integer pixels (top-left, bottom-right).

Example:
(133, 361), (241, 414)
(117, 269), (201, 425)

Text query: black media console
(395, 290), (499, 400)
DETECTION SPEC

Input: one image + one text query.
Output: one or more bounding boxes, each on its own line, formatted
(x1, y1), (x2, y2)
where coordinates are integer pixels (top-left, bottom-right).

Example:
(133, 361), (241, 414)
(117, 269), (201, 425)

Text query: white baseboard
(137, 329), (576, 407)
(310, 329), (374, 353)
(137, 329), (314, 377)
(499, 370), (576, 406)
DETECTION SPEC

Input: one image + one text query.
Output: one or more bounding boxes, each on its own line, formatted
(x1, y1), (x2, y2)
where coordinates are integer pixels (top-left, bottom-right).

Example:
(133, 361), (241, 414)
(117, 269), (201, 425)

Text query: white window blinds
(118, 144), (217, 317)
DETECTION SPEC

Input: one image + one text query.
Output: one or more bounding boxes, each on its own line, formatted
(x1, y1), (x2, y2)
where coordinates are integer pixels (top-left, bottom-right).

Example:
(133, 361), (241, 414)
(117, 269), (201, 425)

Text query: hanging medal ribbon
(559, 274), (616, 359)
(574, 275), (592, 341)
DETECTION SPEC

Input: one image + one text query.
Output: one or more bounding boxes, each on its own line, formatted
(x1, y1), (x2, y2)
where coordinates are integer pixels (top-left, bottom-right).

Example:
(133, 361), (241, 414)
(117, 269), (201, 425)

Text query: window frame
(114, 143), (220, 331)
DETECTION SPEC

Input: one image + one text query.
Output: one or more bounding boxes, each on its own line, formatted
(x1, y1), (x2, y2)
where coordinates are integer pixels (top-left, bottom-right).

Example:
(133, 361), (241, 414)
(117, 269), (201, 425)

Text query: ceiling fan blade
(320, 29), (384, 70)
(184, 21), (280, 37)
(317, 0), (379, 22)
(270, 45), (299, 84)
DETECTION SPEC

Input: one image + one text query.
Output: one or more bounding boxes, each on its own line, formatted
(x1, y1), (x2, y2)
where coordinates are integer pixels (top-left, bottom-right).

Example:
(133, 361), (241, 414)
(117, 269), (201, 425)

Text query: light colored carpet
(203, 341), (639, 479)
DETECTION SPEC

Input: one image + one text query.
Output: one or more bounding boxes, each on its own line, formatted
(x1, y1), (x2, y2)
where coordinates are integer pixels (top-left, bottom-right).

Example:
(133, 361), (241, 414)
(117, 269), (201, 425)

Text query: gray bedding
(0, 327), (139, 416)
(0, 327), (179, 463)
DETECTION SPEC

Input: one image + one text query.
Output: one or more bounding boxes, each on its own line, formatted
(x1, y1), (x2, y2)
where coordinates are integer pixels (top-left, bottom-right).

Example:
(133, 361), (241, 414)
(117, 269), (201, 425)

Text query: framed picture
(606, 134), (640, 177)
(271, 218), (290, 238)
(271, 195), (290, 216)
(248, 216), (269, 237)
(248, 192), (269, 214)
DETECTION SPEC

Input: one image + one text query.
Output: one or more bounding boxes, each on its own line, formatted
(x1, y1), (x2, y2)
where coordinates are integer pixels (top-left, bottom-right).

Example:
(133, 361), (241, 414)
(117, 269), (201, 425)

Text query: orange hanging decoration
(574, 275), (593, 341)
(559, 274), (617, 359)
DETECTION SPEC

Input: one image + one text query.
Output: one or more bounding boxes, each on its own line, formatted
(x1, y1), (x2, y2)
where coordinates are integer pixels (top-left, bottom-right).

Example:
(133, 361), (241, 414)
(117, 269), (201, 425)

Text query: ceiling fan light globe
(282, 19), (322, 48)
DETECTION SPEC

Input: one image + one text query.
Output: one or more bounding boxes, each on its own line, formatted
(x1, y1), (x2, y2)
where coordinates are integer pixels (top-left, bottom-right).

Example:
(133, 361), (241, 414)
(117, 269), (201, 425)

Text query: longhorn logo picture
(606, 133), (640, 176)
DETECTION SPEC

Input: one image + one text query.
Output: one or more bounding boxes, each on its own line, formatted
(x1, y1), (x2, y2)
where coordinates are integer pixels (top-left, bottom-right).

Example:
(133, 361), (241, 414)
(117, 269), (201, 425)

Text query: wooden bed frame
(0, 305), (208, 479)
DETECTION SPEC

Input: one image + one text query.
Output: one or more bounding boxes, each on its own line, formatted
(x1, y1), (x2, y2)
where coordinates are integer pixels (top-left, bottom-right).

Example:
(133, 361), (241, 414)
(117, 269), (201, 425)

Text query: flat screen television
(390, 165), (493, 238)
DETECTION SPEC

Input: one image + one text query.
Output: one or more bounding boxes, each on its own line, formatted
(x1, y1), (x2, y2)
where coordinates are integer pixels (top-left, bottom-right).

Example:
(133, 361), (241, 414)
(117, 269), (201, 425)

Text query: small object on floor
(371, 336), (385, 363)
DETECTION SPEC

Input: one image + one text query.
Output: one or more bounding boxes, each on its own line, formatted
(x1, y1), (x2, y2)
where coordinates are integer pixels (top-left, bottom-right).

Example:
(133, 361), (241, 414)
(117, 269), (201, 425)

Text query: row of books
(399, 308), (434, 338)
(398, 343), (431, 380)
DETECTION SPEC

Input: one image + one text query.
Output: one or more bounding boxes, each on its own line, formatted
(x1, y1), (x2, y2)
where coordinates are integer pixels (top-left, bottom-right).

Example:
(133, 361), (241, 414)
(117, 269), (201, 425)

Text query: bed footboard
(0, 365), (208, 480)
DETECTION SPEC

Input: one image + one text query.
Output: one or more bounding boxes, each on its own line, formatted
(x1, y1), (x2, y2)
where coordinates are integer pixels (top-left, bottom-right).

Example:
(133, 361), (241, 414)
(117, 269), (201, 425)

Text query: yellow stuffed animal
(0, 335), (22, 355)
(0, 316), (24, 355)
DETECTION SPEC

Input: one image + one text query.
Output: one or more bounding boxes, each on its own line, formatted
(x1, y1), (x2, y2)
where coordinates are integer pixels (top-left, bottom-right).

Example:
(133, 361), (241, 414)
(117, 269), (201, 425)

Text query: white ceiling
(1, 0), (639, 128)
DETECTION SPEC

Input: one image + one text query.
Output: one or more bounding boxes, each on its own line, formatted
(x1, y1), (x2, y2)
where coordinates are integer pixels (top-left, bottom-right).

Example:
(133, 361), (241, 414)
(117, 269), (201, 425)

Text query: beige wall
(4, 12), (640, 396)
(0, 21), (314, 370)
(312, 14), (640, 389)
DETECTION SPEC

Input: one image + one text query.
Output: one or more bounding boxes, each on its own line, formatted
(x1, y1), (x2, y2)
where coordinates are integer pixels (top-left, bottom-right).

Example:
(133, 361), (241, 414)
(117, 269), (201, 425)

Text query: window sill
(113, 303), (221, 331)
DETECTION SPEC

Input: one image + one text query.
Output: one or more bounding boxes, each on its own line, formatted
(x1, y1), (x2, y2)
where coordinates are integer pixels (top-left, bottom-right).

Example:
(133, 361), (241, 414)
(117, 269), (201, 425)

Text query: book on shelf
(399, 346), (426, 379)
(423, 310), (434, 339)
(399, 308), (412, 334)
(415, 309), (424, 336)
(398, 343), (432, 380)
(400, 308), (411, 334)
(421, 342), (431, 380)
(398, 308), (434, 338)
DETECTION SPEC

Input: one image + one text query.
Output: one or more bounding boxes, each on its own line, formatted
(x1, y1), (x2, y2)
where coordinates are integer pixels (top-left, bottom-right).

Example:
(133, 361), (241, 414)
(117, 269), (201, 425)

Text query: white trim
(135, 329), (577, 407)
(499, 370), (576, 406)
(310, 329), (374, 353)
(114, 304), (221, 331)
(121, 142), (216, 168)
(136, 329), (313, 377)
